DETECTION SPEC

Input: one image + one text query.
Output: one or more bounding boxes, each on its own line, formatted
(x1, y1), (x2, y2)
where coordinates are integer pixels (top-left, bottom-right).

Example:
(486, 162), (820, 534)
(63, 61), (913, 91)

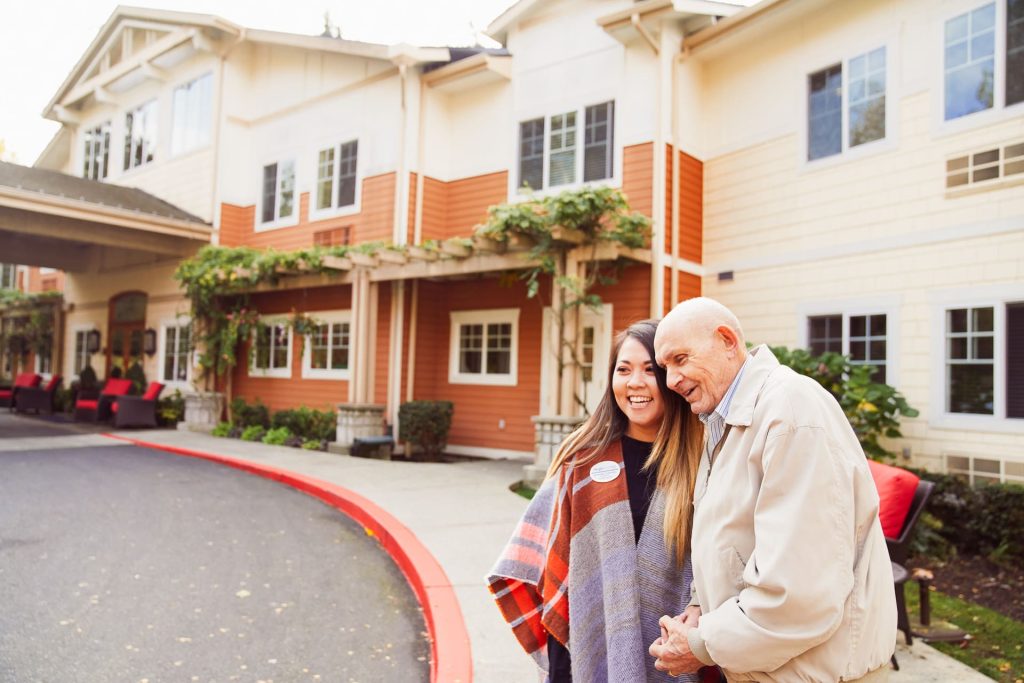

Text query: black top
(548, 435), (657, 682)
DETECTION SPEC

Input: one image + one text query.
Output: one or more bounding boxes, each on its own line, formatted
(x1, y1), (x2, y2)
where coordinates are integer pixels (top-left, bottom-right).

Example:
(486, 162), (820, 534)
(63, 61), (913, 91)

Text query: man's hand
(649, 614), (703, 676)
(678, 605), (702, 628)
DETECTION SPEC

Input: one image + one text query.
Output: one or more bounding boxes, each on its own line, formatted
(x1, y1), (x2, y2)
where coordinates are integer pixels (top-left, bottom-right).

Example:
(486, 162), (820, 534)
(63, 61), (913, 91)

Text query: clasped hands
(649, 605), (703, 677)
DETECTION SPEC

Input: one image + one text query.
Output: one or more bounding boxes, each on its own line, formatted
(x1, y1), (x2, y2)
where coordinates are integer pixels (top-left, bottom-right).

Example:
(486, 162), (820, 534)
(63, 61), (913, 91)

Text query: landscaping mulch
(910, 553), (1024, 622)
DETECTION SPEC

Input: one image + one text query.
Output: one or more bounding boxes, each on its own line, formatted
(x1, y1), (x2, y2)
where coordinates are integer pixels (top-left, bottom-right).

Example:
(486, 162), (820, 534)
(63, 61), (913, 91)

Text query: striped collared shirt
(699, 357), (749, 460)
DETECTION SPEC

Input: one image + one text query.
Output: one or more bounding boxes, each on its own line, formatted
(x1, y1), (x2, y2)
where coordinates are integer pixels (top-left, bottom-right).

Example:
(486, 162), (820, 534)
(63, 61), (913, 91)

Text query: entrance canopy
(0, 161), (211, 271)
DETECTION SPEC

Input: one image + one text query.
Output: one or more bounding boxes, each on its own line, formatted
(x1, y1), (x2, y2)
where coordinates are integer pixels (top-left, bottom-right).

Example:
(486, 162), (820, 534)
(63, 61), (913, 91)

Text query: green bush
(271, 407), (336, 442)
(231, 397), (270, 429)
(770, 345), (919, 460)
(399, 400), (454, 459)
(240, 424), (266, 442)
(301, 439), (324, 451)
(158, 389), (185, 426)
(125, 361), (146, 394)
(78, 364), (98, 392)
(54, 386), (73, 414)
(262, 426), (292, 446)
(211, 421), (233, 438)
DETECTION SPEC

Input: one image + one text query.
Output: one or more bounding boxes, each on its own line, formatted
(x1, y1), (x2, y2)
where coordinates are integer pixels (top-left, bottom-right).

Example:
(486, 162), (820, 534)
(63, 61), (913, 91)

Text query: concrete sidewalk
(15, 420), (988, 683)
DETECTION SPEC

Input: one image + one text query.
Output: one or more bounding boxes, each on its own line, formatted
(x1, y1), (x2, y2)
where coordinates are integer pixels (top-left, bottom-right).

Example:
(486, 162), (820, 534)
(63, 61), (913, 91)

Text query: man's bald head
(654, 297), (747, 414)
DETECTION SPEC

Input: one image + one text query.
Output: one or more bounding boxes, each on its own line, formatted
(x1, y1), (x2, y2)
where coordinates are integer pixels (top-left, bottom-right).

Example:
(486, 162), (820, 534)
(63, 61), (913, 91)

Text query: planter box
(180, 392), (225, 434)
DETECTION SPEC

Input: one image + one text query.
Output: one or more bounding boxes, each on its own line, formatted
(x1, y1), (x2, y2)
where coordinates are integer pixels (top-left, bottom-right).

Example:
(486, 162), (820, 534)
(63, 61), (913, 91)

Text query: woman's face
(612, 337), (666, 442)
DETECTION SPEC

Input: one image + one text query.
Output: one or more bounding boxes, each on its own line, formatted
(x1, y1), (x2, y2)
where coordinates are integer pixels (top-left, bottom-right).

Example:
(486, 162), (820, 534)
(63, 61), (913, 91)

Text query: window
(250, 320), (291, 378)
(34, 338), (52, 376)
(946, 139), (1024, 188)
(313, 226), (352, 247)
(946, 454), (1024, 484)
(0, 264), (15, 290)
(161, 323), (191, 383)
(171, 73), (212, 156)
(82, 122), (111, 180)
(449, 309), (519, 386)
(302, 313), (351, 379)
(808, 47), (887, 161)
(72, 329), (93, 376)
(943, 302), (1024, 419)
(807, 312), (889, 383)
(315, 140), (358, 212)
(123, 100), (157, 170)
(516, 101), (615, 192)
(260, 161), (295, 225)
(944, 1), (1023, 121)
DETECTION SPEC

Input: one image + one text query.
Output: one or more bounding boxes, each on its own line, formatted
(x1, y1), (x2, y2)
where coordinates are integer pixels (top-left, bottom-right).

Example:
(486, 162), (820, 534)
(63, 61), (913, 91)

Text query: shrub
(54, 387), (73, 414)
(211, 421), (233, 438)
(770, 345), (919, 460)
(240, 425), (266, 442)
(231, 397), (270, 429)
(125, 361), (146, 394)
(78, 364), (98, 392)
(271, 407), (336, 442)
(399, 400), (453, 459)
(301, 439), (324, 451)
(158, 389), (185, 426)
(262, 426), (292, 446)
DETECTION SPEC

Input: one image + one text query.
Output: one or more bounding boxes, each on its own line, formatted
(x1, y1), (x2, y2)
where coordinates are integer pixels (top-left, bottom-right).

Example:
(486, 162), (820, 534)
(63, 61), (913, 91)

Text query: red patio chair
(112, 382), (165, 428)
(74, 378), (134, 422)
(0, 372), (42, 410)
(14, 375), (62, 414)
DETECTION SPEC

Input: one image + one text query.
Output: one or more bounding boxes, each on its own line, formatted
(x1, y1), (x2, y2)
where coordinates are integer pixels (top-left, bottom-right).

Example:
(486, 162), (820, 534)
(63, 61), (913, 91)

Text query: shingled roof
(0, 161), (208, 225)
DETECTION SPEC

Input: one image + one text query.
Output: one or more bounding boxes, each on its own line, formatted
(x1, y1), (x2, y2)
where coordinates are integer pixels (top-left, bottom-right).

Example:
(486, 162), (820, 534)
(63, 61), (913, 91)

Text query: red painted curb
(104, 433), (473, 683)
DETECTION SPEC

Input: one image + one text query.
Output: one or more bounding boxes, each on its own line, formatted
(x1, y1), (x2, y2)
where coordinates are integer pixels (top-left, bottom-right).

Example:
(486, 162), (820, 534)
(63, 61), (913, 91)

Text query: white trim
(797, 297), (901, 387)
(255, 158), (299, 232)
(122, 97), (158, 173)
(301, 310), (353, 380)
(444, 443), (533, 462)
(448, 308), (520, 387)
(157, 318), (192, 390)
(248, 317), (293, 378)
(928, 284), (1024, 431)
(539, 304), (614, 416)
(308, 137), (363, 222)
(665, 254), (705, 277)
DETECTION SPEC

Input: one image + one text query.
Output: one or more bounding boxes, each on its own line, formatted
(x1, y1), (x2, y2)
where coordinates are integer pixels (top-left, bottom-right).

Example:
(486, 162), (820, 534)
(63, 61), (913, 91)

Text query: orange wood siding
(621, 143), (653, 219)
(678, 150), (703, 264)
(662, 267), (702, 314)
(420, 171), (507, 242)
(591, 263), (652, 332)
(410, 277), (541, 452)
(229, 285), (353, 414)
(26, 267), (64, 293)
(217, 172), (396, 250)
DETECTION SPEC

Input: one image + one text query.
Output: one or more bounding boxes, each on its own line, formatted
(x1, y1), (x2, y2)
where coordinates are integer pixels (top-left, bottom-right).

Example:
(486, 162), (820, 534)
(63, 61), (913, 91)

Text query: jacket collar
(724, 344), (779, 427)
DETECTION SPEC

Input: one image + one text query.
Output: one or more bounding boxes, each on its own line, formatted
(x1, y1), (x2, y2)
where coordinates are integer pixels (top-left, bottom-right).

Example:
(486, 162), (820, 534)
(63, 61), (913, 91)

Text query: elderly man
(649, 297), (895, 682)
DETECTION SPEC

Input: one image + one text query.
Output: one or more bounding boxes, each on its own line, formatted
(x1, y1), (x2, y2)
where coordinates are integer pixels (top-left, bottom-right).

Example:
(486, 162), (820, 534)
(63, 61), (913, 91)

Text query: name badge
(589, 460), (620, 483)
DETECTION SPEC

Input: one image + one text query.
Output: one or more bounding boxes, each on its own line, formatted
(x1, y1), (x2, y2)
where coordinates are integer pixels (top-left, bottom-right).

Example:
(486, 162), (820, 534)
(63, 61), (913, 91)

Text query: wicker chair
(112, 382), (165, 428)
(0, 372), (42, 410)
(14, 375), (62, 414)
(74, 378), (134, 421)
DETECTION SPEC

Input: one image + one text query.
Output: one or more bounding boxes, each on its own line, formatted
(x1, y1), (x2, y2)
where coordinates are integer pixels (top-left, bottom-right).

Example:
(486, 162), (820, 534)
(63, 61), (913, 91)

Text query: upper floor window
(517, 100), (615, 192)
(315, 140), (359, 212)
(82, 122), (110, 180)
(807, 312), (889, 383)
(260, 161), (295, 225)
(124, 100), (157, 171)
(808, 47), (887, 161)
(171, 73), (213, 156)
(0, 264), (15, 290)
(944, 1), (1024, 121)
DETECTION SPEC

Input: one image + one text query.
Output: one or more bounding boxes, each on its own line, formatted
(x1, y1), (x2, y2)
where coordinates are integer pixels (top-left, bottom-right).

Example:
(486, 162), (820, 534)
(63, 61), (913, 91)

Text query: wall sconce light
(143, 328), (157, 356)
(86, 330), (101, 354)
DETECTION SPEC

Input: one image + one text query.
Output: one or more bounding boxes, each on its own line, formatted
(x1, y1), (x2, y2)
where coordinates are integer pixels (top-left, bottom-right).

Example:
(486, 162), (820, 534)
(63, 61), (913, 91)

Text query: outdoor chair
(0, 372), (42, 410)
(111, 381), (165, 428)
(886, 478), (935, 650)
(73, 378), (133, 422)
(14, 374), (62, 414)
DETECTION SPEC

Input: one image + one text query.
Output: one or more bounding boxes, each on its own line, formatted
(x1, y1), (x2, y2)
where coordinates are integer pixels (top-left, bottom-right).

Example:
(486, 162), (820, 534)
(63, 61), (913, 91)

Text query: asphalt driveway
(0, 442), (430, 683)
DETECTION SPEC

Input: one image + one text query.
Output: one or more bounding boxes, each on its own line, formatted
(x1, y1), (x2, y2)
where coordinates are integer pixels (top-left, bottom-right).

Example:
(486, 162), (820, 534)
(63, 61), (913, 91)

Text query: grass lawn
(904, 581), (1024, 682)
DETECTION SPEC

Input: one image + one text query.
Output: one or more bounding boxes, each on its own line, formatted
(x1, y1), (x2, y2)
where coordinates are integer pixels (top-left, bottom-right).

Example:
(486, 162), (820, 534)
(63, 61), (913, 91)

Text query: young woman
(489, 319), (705, 682)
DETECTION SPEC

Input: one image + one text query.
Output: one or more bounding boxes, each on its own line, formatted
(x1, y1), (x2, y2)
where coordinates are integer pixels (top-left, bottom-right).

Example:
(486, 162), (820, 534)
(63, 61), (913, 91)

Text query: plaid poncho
(488, 440), (698, 682)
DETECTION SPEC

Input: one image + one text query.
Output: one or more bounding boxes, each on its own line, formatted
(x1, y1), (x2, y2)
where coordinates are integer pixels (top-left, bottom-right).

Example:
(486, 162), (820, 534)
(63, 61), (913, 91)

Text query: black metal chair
(887, 478), (935, 668)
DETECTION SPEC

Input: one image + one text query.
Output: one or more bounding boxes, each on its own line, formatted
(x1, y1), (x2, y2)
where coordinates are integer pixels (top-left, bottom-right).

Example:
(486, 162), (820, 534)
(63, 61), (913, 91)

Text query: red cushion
(101, 379), (134, 396)
(142, 382), (164, 401)
(14, 373), (41, 388)
(0, 390), (11, 399)
(111, 402), (119, 413)
(867, 460), (920, 539)
(44, 375), (61, 392)
(76, 399), (99, 410)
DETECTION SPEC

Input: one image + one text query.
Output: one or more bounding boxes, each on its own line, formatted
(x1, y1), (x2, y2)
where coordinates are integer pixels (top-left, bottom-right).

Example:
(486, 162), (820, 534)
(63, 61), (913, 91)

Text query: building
(4, 0), (1021, 480)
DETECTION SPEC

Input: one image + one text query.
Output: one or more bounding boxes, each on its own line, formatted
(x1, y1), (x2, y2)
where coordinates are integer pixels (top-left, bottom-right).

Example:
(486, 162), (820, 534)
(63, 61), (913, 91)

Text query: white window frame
(33, 343), (52, 379)
(0, 263), (15, 289)
(170, 72), (213, 157)
(511, 99), (620, 199)
(802, 42), (895, 169)
(301, 311), (352, 380)
(309, 138), (362, 221)
(449, 308), (520, 387)
(256, 159), (298, 231)
(944, 452), (1024, 485)
(929, 284), (1024, 433)
(249, 317), (293, 379)
(158, 319), (192, 389)
(935, 0), (1024, 136)
(123, 99), (157, 172)
(82, 120), (111, 180)
(798, 299), (900, 386)
(70, 325), (95, 379)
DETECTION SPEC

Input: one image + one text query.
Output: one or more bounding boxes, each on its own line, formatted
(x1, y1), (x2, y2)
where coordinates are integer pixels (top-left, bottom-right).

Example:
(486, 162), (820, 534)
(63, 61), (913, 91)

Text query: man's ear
(716, 325), (740, 355)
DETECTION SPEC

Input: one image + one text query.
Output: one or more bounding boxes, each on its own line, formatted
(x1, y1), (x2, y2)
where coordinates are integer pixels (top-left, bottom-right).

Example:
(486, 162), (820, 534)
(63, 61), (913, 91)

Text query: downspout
(650, 19), (667, 317)
(670, 51), (681, 306)
(413, 76), (426, 245)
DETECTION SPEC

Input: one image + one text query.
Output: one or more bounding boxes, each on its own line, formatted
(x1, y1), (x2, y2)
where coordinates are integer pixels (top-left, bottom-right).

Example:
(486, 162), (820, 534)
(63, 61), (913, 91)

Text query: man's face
(655, 320), (737, 415)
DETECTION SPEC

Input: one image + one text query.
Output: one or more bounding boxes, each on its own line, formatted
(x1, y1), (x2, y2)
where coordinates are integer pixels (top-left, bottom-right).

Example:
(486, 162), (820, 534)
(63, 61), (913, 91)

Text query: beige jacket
(686, 345), (896, 682)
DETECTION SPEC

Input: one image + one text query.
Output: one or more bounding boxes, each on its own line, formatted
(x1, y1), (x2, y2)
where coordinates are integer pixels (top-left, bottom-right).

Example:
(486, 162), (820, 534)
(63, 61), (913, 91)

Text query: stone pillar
(329, 402), (386, 454)
(180, 391), (225, 433)
(525, 415), (584, 488)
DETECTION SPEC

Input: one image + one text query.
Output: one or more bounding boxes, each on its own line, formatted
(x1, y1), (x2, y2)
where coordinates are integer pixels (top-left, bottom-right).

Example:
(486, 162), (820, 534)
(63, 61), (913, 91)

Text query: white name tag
(589, 460), (620, 483)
